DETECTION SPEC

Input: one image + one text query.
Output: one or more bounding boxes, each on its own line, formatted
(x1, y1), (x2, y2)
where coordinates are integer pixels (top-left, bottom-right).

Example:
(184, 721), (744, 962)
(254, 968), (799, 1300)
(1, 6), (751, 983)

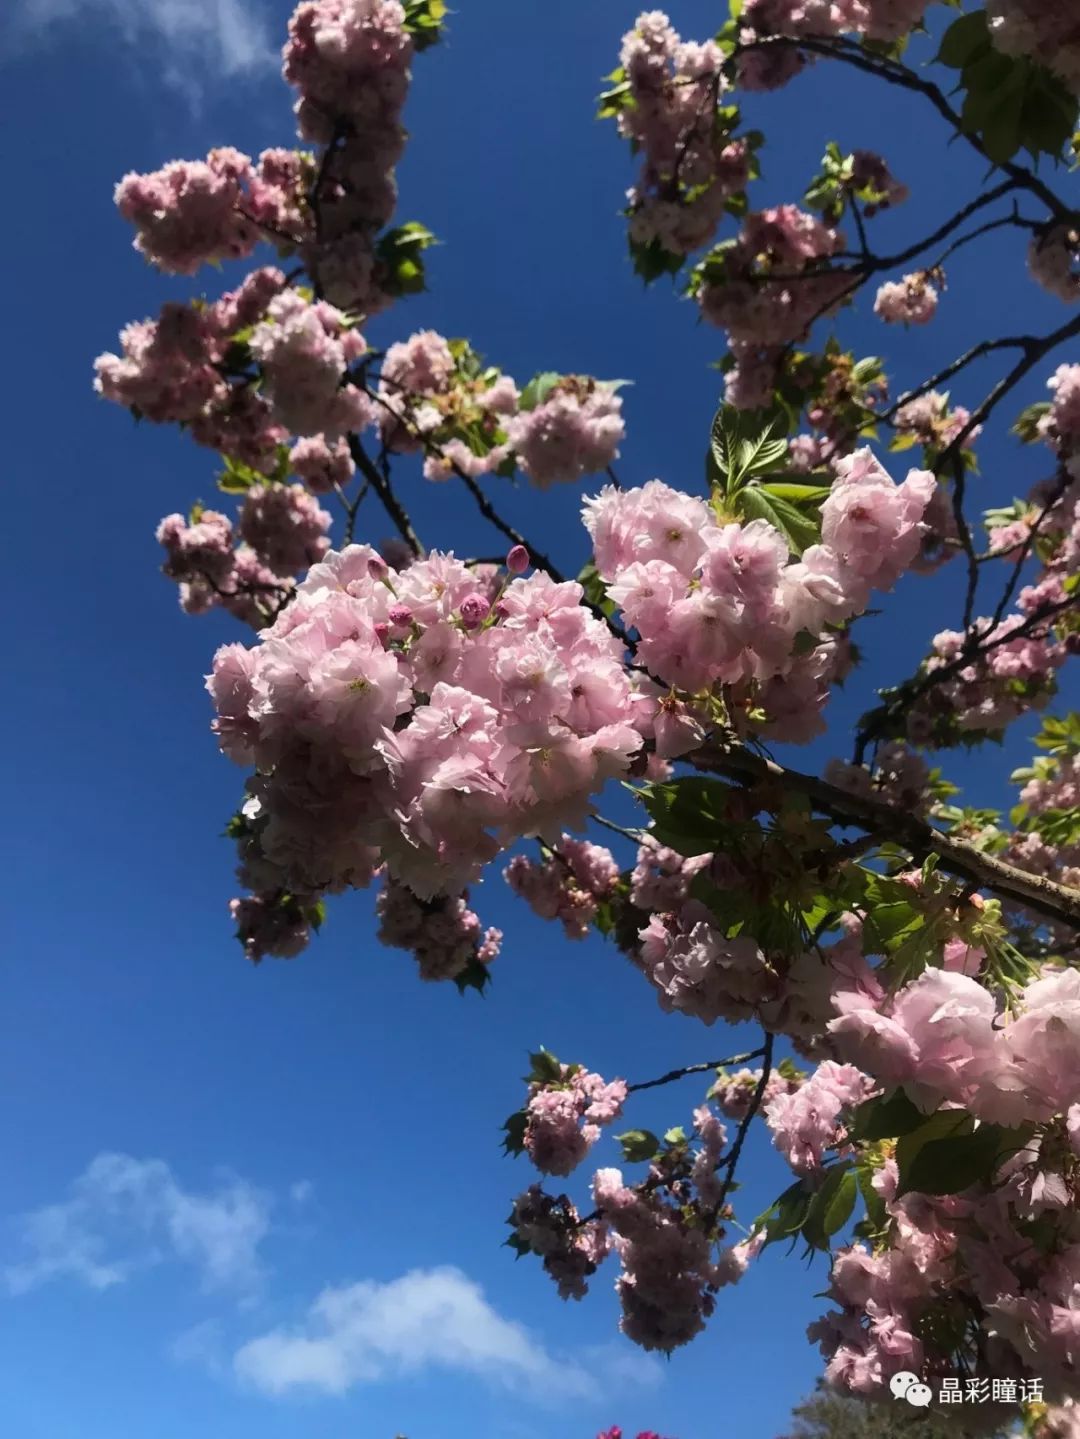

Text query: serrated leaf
(759, 481), (833, 502)
(526, 1048), (563, 1085)
(502, 1109), (528, 1156)
(736, 484), (821, 555)
(639, 776), (729, 856)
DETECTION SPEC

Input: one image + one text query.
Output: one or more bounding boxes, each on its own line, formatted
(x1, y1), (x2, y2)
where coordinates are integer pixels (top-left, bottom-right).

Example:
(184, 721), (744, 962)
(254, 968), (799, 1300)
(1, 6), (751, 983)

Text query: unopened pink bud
(460, 593), (490, 630)
(368, 555), (388, 580)
(388, 603), (413, 629)
(506, 544), (529, 574)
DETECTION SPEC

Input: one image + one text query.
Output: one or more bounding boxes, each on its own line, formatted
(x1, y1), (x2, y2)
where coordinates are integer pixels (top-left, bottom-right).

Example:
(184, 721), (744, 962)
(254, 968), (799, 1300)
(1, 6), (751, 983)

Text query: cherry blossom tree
(98, 0), (1080, 1431)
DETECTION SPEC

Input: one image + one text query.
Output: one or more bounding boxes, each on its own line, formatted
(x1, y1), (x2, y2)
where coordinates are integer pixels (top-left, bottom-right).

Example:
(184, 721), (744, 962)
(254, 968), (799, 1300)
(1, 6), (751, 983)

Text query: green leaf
(376, 222), (438, 297)
(615, 1129), (661, 1163)
(708, 405), (790, 496)
(895, 1109), (974, 1195)
(216, 455), (262, 494)
(736, 484), (821, 555)
(856, 1163), (888, 1233)
(758, 481), (833, 502)
(454, 956), (492, 995)
(577, 560), (616, 619)
(936, 10), (990, 68)
(639, 776), (730, 856)
(402, 0), (446, 50)
(629, 235), (684, 283)
(803, 1165), (857, 1250)
(526, 1048), (563, 1085)
(502, 1109), (528, 1156)
(757, 1179), (813, 1249)
(850, 1088), (928, 1141)
(663, 1126), (688, 1146)
(519, 372), (562, 412)
(897, 1120), (1030, 1197)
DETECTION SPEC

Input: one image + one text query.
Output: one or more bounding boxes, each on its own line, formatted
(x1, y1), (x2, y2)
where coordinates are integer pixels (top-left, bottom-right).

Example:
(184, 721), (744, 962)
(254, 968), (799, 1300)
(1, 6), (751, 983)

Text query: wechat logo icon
(891, 1372), (933, 1407)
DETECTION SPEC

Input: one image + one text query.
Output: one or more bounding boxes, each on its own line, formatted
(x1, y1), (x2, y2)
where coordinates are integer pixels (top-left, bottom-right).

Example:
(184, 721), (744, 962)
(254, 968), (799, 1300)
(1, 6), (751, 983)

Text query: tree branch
(691, 742), (1080, 930)
(627, 1048), (767, 1095)
(714, 1032), (774, 1214)
(346, 434), (424, 556)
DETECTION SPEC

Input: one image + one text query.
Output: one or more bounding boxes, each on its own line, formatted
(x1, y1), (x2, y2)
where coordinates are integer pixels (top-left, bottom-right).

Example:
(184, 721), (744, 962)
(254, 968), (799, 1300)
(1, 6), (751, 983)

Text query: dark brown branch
(692, 742), (1080, 930)
(714, 1032), (775, 1214)
(347, 433), (424, 556)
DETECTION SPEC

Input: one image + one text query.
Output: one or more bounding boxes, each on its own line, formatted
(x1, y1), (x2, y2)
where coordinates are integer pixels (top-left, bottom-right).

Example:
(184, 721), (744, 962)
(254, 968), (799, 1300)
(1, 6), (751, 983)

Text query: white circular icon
(906, 1382), (933, 1408)
(890, 1371), (920, 1400)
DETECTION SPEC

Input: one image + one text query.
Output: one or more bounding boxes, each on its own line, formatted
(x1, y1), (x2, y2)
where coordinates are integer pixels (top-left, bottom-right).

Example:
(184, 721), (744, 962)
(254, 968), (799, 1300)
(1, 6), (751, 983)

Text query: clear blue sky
(3, 2), (1077, 1437)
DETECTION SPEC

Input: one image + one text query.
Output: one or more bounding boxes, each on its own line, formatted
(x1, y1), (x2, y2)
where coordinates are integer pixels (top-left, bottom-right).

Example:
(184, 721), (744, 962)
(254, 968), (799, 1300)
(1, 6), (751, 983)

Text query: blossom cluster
(584, 450), (936, 732)
(811, 1121), (1080, 1404)
(508, 1187), (609, 1301)
(710, 1063), (802, 1119)
(375, 873), (502, 983)
(156, 507), (294, 626)
(873, 271), (939, 326)
(510, 1083), (765, 1350)
(893, 390), (979, 454)
(375, 332), (626, 487)
(737, 0), (931, 93)
(988, 0), (1080, 98)
(830, 964), (1080, 1126)
(522, 1064), (628, 1177)
(764, 1060), (873, 1174)
(507, 377), (625, 489)
(505, 836), (621, 940)
(824, 741), (932, 815)
(249, 290), (372, 438)
(1030, 224), (1080, 303)
(113, 146), (310, 276)
(695, 205), (848, 348)
(590, 1149), (762, 1352)
(95, 268), (290, 471)
(617, 13), (750, 257)
(908, 611), (1067, 743)
(208, 543), (647, 928)
(282, 0), (417, 311)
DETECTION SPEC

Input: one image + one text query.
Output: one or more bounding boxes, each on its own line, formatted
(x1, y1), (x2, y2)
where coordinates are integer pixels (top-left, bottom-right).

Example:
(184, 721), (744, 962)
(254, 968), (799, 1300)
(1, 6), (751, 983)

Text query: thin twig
(714, 1032), (775, 1213)
(627, 1049), (767, 1095)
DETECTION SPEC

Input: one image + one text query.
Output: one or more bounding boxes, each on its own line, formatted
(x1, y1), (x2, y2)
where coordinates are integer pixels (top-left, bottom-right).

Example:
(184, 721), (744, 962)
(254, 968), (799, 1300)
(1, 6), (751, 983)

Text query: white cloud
(6, 1153), (273, 1296)
(6, 0), (275, 96)
(234, 1267), (603, 1402)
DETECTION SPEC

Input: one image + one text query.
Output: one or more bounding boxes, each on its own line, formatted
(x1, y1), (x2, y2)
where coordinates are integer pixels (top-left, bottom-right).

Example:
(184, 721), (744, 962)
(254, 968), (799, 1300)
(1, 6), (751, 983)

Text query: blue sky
(3, 2), (1078, 1437)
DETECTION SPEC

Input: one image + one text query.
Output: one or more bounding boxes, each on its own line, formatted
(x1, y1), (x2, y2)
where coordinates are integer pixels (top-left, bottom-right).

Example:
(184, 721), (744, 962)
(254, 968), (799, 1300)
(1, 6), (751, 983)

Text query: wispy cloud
(6, 0), (276, 98)
(170, 1318), (230, 1378)
(6, 1153), (273, 1296)
(234, 1266), (609, 1402)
